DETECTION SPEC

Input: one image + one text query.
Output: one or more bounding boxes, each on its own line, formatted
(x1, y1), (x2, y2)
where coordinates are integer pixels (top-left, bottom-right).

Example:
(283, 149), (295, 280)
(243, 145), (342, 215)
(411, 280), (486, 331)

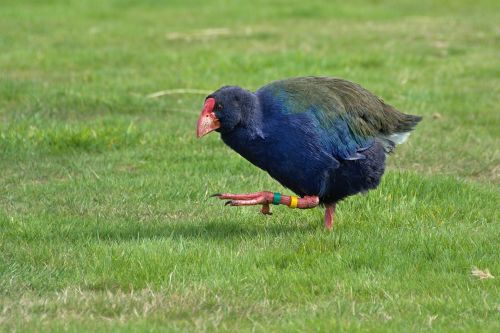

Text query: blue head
(196, 86), (261, 137)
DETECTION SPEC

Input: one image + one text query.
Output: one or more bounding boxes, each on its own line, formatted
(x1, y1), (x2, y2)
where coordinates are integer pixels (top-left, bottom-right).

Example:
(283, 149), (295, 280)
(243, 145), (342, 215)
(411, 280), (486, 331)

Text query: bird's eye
(217, 103), (223, 111)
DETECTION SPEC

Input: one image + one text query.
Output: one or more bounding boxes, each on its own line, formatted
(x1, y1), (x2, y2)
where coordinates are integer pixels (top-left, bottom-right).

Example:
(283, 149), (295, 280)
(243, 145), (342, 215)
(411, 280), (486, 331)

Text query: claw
(210, 193), (222, 198)
(224, 201), (233, 206)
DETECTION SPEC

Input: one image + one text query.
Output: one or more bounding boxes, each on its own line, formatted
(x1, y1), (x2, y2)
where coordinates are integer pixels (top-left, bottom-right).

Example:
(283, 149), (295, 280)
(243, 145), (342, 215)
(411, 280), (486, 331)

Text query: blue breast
(221, 111), (338, 197)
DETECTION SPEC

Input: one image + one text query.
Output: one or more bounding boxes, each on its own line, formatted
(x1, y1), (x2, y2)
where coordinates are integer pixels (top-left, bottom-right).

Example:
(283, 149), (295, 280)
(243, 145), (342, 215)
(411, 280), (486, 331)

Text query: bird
(196, 77), (421, 230)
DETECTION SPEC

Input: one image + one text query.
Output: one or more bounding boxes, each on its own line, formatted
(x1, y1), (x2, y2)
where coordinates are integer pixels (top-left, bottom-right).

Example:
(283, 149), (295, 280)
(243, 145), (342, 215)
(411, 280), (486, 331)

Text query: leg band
(289, 196), (298, 208)
(272, 192), (281, 205)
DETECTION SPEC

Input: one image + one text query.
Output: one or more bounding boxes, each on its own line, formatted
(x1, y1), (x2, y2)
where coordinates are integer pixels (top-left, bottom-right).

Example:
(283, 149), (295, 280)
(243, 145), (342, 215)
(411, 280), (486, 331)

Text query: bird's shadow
(89, 218), (321, 243)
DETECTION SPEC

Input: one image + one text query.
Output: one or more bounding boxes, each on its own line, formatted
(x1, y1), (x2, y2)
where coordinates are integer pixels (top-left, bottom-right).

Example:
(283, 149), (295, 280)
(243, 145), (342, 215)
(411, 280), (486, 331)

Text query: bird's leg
(211, 191), (319, 215)
(324, 203), (336, 230)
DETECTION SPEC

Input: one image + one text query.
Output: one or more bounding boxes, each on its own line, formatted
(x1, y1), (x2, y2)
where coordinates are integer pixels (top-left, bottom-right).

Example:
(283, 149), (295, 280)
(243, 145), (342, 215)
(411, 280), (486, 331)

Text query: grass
(0, 0), (499, 331)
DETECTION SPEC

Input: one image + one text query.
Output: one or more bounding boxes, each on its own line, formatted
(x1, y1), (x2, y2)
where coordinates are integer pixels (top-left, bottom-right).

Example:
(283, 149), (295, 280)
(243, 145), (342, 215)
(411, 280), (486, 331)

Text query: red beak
(196, 97), (220, 138)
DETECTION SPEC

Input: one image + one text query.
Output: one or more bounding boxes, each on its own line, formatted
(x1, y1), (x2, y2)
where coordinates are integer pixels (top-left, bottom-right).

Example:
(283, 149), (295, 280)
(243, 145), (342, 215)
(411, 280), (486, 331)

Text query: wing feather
(257, 77), (421, 158)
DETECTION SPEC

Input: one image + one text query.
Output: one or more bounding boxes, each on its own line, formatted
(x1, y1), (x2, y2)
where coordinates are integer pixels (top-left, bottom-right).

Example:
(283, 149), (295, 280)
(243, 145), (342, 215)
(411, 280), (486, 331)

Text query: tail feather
(394, 113), (423, 133)
(381, 102), (423, 133)
(376, 102), (422, 154)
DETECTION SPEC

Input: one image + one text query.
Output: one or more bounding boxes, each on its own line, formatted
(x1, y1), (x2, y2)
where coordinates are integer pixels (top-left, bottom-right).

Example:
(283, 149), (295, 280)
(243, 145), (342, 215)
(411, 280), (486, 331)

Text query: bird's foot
(211, 191), (274, 215)
(211, 191), (319, 215)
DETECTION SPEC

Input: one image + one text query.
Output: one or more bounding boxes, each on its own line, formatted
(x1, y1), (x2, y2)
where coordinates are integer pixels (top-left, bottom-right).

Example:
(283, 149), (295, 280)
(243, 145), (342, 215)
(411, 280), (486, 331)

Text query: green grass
(0, 0), (499, 331)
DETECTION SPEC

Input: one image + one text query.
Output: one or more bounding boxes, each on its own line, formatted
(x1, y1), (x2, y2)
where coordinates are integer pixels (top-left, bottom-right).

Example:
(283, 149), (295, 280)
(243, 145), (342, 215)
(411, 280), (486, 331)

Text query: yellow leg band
(289, 196), (298, 208)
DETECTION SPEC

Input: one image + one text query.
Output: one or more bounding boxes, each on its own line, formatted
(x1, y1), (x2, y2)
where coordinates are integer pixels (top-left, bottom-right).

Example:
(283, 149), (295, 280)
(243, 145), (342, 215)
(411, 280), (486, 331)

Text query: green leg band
(272, 192), (281, 205)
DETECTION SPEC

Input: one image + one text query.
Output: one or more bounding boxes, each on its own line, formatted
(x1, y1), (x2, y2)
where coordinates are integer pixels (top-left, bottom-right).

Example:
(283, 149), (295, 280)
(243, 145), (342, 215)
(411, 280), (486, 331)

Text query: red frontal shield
(196, 98), (220, 138)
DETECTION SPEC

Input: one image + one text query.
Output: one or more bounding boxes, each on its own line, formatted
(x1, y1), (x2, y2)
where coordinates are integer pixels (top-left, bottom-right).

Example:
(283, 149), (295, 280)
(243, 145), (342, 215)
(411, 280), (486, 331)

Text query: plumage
(197, 76), (421, 228)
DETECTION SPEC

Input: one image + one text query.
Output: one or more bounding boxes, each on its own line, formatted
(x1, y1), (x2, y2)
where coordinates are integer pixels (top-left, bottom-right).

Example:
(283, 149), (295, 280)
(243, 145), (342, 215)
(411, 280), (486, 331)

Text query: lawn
(0, 0), (499, 331)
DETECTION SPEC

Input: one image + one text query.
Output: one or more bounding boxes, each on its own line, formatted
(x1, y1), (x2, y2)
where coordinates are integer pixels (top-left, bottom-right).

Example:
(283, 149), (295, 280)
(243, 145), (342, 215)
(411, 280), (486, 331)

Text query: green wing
(261, 76), (421, 140)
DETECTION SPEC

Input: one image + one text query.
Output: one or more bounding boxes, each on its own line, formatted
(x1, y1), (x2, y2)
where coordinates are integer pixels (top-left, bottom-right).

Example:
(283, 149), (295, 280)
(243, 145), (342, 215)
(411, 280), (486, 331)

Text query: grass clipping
(471, 267), (495, 280)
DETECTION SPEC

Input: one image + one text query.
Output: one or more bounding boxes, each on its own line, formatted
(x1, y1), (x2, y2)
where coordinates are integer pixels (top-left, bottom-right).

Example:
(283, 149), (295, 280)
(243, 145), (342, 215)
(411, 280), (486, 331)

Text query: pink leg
(212, 191), (319, 215)
(211, 192), (265, 200)
(324, 203), (336, 230)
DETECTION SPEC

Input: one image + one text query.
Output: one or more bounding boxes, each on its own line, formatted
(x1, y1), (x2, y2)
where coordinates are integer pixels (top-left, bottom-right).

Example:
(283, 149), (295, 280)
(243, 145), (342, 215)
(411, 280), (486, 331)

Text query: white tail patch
(377, 131), (411, 156)
(384, 132), (411, 145)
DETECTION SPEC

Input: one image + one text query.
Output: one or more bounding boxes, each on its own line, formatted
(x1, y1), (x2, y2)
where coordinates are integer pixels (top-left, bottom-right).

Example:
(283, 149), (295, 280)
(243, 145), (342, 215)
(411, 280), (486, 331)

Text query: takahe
(196, 77), (421, 229)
